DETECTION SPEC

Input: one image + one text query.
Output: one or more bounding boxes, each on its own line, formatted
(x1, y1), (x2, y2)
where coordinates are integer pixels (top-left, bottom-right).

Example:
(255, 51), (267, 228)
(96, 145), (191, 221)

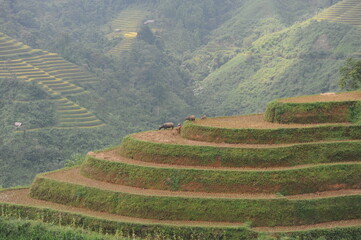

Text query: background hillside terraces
(2, 59), (84, 96)
(22, 53), (99, 86)
(1, 92), (361, 239)
(53, 97), (104, 128)
(315, 0), (361, 57)
(316, 0), (361, 28)
(0, 32), (104, 129)
(105, 8), (149, 56)
(0, 33), (43, 60)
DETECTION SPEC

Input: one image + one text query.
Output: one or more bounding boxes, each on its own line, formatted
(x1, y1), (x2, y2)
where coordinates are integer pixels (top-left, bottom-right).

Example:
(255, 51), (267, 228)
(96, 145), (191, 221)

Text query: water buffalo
(185, 115), (196, 121)
(159, 122), (174, 130)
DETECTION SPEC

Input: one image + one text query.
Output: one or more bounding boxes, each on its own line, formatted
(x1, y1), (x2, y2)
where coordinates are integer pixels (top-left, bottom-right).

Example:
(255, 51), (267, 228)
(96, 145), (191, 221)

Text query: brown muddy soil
(194, 114), (353, 129)
(279, 91), (361, 103)
(133, 129), (359, 148)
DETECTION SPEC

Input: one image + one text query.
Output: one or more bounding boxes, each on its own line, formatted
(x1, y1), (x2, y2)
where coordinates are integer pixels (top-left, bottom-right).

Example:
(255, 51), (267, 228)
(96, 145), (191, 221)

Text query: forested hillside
(0, 0), (359, 188)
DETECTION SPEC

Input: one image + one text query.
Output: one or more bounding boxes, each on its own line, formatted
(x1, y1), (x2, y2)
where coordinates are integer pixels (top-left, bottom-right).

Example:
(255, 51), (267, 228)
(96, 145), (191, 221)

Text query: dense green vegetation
(2, 1), (361, 238)
(30, 175), (361, 227)
(181, 119), (361, 144)
(339, 58), (361, 90)
(0, 0), (357, 190)
(2, 209), (361, 240)
(2, 203), (361, 239)
(265, 99), (361, 123)
(0, 202), (259, 240)
(120, 134), (361, 167)
(194, 20), (361, 116)
(0, 216), (121, 240)
(82, 156), (361, 195)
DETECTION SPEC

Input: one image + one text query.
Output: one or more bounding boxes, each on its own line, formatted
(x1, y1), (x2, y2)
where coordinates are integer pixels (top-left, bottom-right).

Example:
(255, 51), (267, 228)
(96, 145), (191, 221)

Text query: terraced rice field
(315, 0), (361, 57)
(106, 8), (148, 55)
(1, 91), (361, 239)
(0, 32), (104, 129)
(316, 0), (361, 28)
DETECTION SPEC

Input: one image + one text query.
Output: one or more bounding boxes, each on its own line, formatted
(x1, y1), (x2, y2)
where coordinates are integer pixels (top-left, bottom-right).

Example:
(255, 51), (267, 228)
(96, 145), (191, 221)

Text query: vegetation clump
(339, 58), (361, 91)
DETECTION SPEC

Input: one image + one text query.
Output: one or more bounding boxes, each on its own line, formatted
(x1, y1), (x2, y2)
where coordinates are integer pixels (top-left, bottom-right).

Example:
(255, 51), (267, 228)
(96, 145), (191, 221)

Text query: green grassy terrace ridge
(265, 91), (361, 123)
(182, 91), (361, 143)
(4, 189), (361, 239)
(118, 131), (361, 168)
(81, 153), (361, 195)
(27, 168), (361, 226)
(2, 91), (361, 239)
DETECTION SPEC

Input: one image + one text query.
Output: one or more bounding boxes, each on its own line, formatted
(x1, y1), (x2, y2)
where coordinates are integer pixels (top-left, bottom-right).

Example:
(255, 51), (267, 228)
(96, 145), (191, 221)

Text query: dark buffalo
(159, 122), (174, 130)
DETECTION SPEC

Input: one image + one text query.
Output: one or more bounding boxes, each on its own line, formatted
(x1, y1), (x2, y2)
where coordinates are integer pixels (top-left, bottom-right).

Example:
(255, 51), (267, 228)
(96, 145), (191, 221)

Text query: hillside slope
(180, 0), (361, 116)
(195, 20), (361, 116)
(1, 91), (361, 239)
(1, 0), (360, 189)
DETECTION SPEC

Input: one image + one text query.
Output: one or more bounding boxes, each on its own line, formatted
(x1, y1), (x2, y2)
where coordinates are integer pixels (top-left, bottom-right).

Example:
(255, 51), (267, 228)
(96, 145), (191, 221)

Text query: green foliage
(275, 226), (361, 240)
(0, 126), (117, 188)
(65, 154), (87, 167)
(29, 176), (361, 227)
(82, 156), (361, 195)
(137, 25), (155, 44)
(339, 58), (361, 90)
(0, 202), (257, 240)
(0, 0), (357, 190)
(119, 134), (361, 167)
(0, 216), (118, 240)
(1, 201), (361, 239)
(193, 20), (361, 116)
(264, 99), (361, 123)
(181, 119), (361, 144)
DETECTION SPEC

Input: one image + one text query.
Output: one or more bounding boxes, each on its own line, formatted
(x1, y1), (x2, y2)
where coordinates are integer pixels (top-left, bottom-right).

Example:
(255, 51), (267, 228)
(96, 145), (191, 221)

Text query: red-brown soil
(134, 129), (360, 149)
(194, 114), (353, 129)
(279, 91), (361, 103)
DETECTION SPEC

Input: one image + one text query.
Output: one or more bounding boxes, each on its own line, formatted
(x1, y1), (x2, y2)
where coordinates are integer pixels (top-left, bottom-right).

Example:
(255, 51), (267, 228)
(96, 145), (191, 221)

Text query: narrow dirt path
(1, 188), (361, 233)
(194, 114), (354, 129)
(279, 91), (361, 103)
(133, 130), (361, 149)
(89, 151), (361, 172)
(44, 168), (361, 200)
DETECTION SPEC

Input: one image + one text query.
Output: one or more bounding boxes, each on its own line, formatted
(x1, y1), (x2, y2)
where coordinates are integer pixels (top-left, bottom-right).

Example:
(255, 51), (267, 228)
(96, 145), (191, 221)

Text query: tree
(137, 25), (155, 44)
(339, 58), (361, 90)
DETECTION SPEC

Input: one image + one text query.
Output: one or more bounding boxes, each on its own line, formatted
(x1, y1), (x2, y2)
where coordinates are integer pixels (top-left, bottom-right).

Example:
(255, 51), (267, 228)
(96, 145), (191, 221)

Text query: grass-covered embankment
(181, 120), (361, 144)
(0, 216), (119, 240)
(0, 201), (256, 240)
(2, 190), (361, 240)
(29, 175), (361, 227)
(120, 134), (361, 167)
(81, 156), (361, 195)
(265, 100), (361, 124)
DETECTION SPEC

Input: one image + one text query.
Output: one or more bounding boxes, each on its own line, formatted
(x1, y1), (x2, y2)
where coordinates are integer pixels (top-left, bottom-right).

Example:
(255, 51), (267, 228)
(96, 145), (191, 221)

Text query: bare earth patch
(194, 114), (353, 129)
(133, 129), (359, 148)
(279, 91), (361, 103)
